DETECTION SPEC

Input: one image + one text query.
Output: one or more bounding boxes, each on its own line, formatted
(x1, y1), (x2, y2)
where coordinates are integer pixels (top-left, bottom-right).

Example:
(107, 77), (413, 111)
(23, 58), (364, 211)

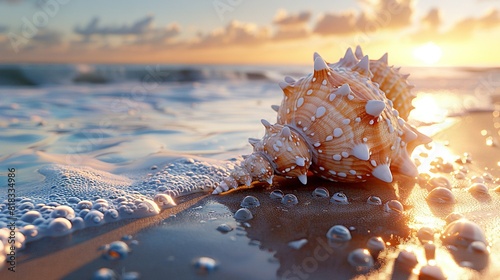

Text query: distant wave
(0, 64), (296, 86)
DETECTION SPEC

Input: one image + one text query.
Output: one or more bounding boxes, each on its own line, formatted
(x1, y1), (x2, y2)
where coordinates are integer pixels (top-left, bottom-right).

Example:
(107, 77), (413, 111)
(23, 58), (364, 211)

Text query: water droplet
(240, 196), (260, 208)
(445, 212), (464, 224)
(383, 200), (403, 213)
(441, 219), (487, 248)
(468, 241), (488, 254)
(366, 196), (382, 206)
(281, 194), (298, 206)
(77, 200), (93, 210)
(234, 208), (253, 221)
(453, 171), (466, 179)
(428, 176), (451, 189)
(330, 192), (348, 205)
(311, 187), (329, 198)
(93, 268), (117, 280)
(193, 256), (217, 273)
(270, 189), (284, 200)
(347, 249), (374, 273)
(419, 264), (446, 280)
(326, 225), (351, 242)
(468, 183), (489, 195)
(471, 176), (484, 183)
(427, 187), (455, 204)
(154, 194), (176, 209)
(417, 227), (435, 244)
(393, 249), (418, 272)
(288, 238), (308, 250)
(216, 224), (233, 233)
(366, 237), (385, 258)
(102, 241), (130, 260)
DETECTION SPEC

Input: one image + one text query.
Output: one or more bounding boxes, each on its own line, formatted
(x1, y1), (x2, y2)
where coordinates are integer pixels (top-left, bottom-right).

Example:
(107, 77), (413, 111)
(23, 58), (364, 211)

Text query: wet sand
(3, 112), (500, 279)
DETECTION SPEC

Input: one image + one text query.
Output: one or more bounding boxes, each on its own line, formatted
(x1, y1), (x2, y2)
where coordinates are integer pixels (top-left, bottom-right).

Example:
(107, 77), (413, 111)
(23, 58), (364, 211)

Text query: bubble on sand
(216, 223), (233, 233)
(93, 268), (117, 280)
(48, 217), (72, 236)
(427, 187), (455, 204)
(240, 196), (260, 208)
(424, 242), (436, 261)
(330, 192), (348, 205)
(326, 225), (351, 242)
(102, 241), (130, 260)
(384, 200), (403, 213)
(468, 183), (489, 195)
(154, 194), (176, 209)
(193, 256), (218, 273)
(468, 240), (488, 254)
(453, 171), (466, 179)
(270, 189), (284, 200)
(85, 210), (105, 226)
(21, 210), (42, 223)
(366, 195), (382, 206)
(417, 227), (435, 244)
(471, 175), (484, 183)
(281, 194), (298, 206)
(441, 219), (487, 248)
(445, 212), (464, 224)
(234, 208), (253, 221)
(77, 200), (93, 210)
(419, 264), (446, 280)
(366, 237), (385, 258)
(312, 187), (329, 198)
(347, 249), (374, 273)
(51, 205), (75, 219)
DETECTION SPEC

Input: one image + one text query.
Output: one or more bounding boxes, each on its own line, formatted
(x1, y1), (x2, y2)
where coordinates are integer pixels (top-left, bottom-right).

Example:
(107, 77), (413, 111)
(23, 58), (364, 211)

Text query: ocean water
(0, 63), (499, 263)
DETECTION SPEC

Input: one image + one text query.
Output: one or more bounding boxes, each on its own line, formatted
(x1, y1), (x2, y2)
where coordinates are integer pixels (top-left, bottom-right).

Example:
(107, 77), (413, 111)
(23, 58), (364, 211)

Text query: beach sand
(2, 112), (500, 279)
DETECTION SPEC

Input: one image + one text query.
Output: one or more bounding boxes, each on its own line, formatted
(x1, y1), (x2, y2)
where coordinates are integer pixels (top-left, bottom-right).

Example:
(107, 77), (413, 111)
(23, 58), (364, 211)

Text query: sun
(413, 42), (443, 65)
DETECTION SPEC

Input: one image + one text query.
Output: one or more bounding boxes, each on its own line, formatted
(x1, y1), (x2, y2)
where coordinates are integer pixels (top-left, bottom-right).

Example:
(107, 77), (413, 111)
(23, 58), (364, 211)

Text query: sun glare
(413, 42), (443, 65)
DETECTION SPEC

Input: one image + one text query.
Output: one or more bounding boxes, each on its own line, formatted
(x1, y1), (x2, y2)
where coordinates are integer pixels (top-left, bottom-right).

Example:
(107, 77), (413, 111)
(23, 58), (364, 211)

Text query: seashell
(213, 46), (431, 194)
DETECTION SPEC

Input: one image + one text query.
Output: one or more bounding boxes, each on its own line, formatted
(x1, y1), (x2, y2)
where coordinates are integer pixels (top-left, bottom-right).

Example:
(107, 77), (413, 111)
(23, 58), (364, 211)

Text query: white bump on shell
(307, 89), (313, 95)
(336, 84), (351, 96)
(296, 157), (305, 167)
(298, 174), (308, 185)
(329, 93), (336, 101)
(284, 76), (296, 83)
(341, 151), (349, 158)
(333, 128), (343, 137)
(297, 97), (304, 108)
(316, 106), (326, 118)
(333, 154), (342, 161)
(365, 100), (386, 117)
(325, 135), (333, 141)
(278, 81), (289, 90)
(338, 172), (347, 177)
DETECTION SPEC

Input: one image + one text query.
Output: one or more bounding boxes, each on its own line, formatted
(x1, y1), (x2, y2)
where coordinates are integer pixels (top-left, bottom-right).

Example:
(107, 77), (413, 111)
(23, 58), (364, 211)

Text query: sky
(0, 0), (499, 66)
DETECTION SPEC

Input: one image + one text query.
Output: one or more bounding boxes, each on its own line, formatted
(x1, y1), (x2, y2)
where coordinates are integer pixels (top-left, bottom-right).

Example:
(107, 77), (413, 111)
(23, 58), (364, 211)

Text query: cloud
(412, 8), (500, 43)
(421, 8), (441, 28)
(193, 21), (270, 48)
(273, 10), (311, 26)
(314, 0), (414, 36)
(75, 16), (155, 36)
(272, 10), (311, 41)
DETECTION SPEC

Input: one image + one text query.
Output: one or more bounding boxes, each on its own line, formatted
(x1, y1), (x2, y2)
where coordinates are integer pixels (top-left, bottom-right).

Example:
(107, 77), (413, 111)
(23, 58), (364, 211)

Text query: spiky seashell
(213, 46), (431, 194)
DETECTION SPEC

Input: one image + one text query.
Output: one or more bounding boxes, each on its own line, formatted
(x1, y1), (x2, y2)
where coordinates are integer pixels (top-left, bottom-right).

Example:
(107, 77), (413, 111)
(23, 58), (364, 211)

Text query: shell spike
(378, 53), (388, 64)
(279, 81), (290, 90)
(298, 174), (308, 185)
(355, 45), (364, 59)
(266, 175), (274, 185)
(343, 48), (356, 63)
(248, 138), (260, 147)
(313, 52), (320, 61)
(402, 73), (410, 79)
(372, 164), (393, 183)
(271, 104), (280, 112)
(392, 150), (418, 178)
(365, 100), (386, 117)
(336, 83), (351, 96)
(261, 119), (272, 129)
(352, 55), (371, 77)
(284, 76), (296, 83)
(314, 54), (329, 71)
